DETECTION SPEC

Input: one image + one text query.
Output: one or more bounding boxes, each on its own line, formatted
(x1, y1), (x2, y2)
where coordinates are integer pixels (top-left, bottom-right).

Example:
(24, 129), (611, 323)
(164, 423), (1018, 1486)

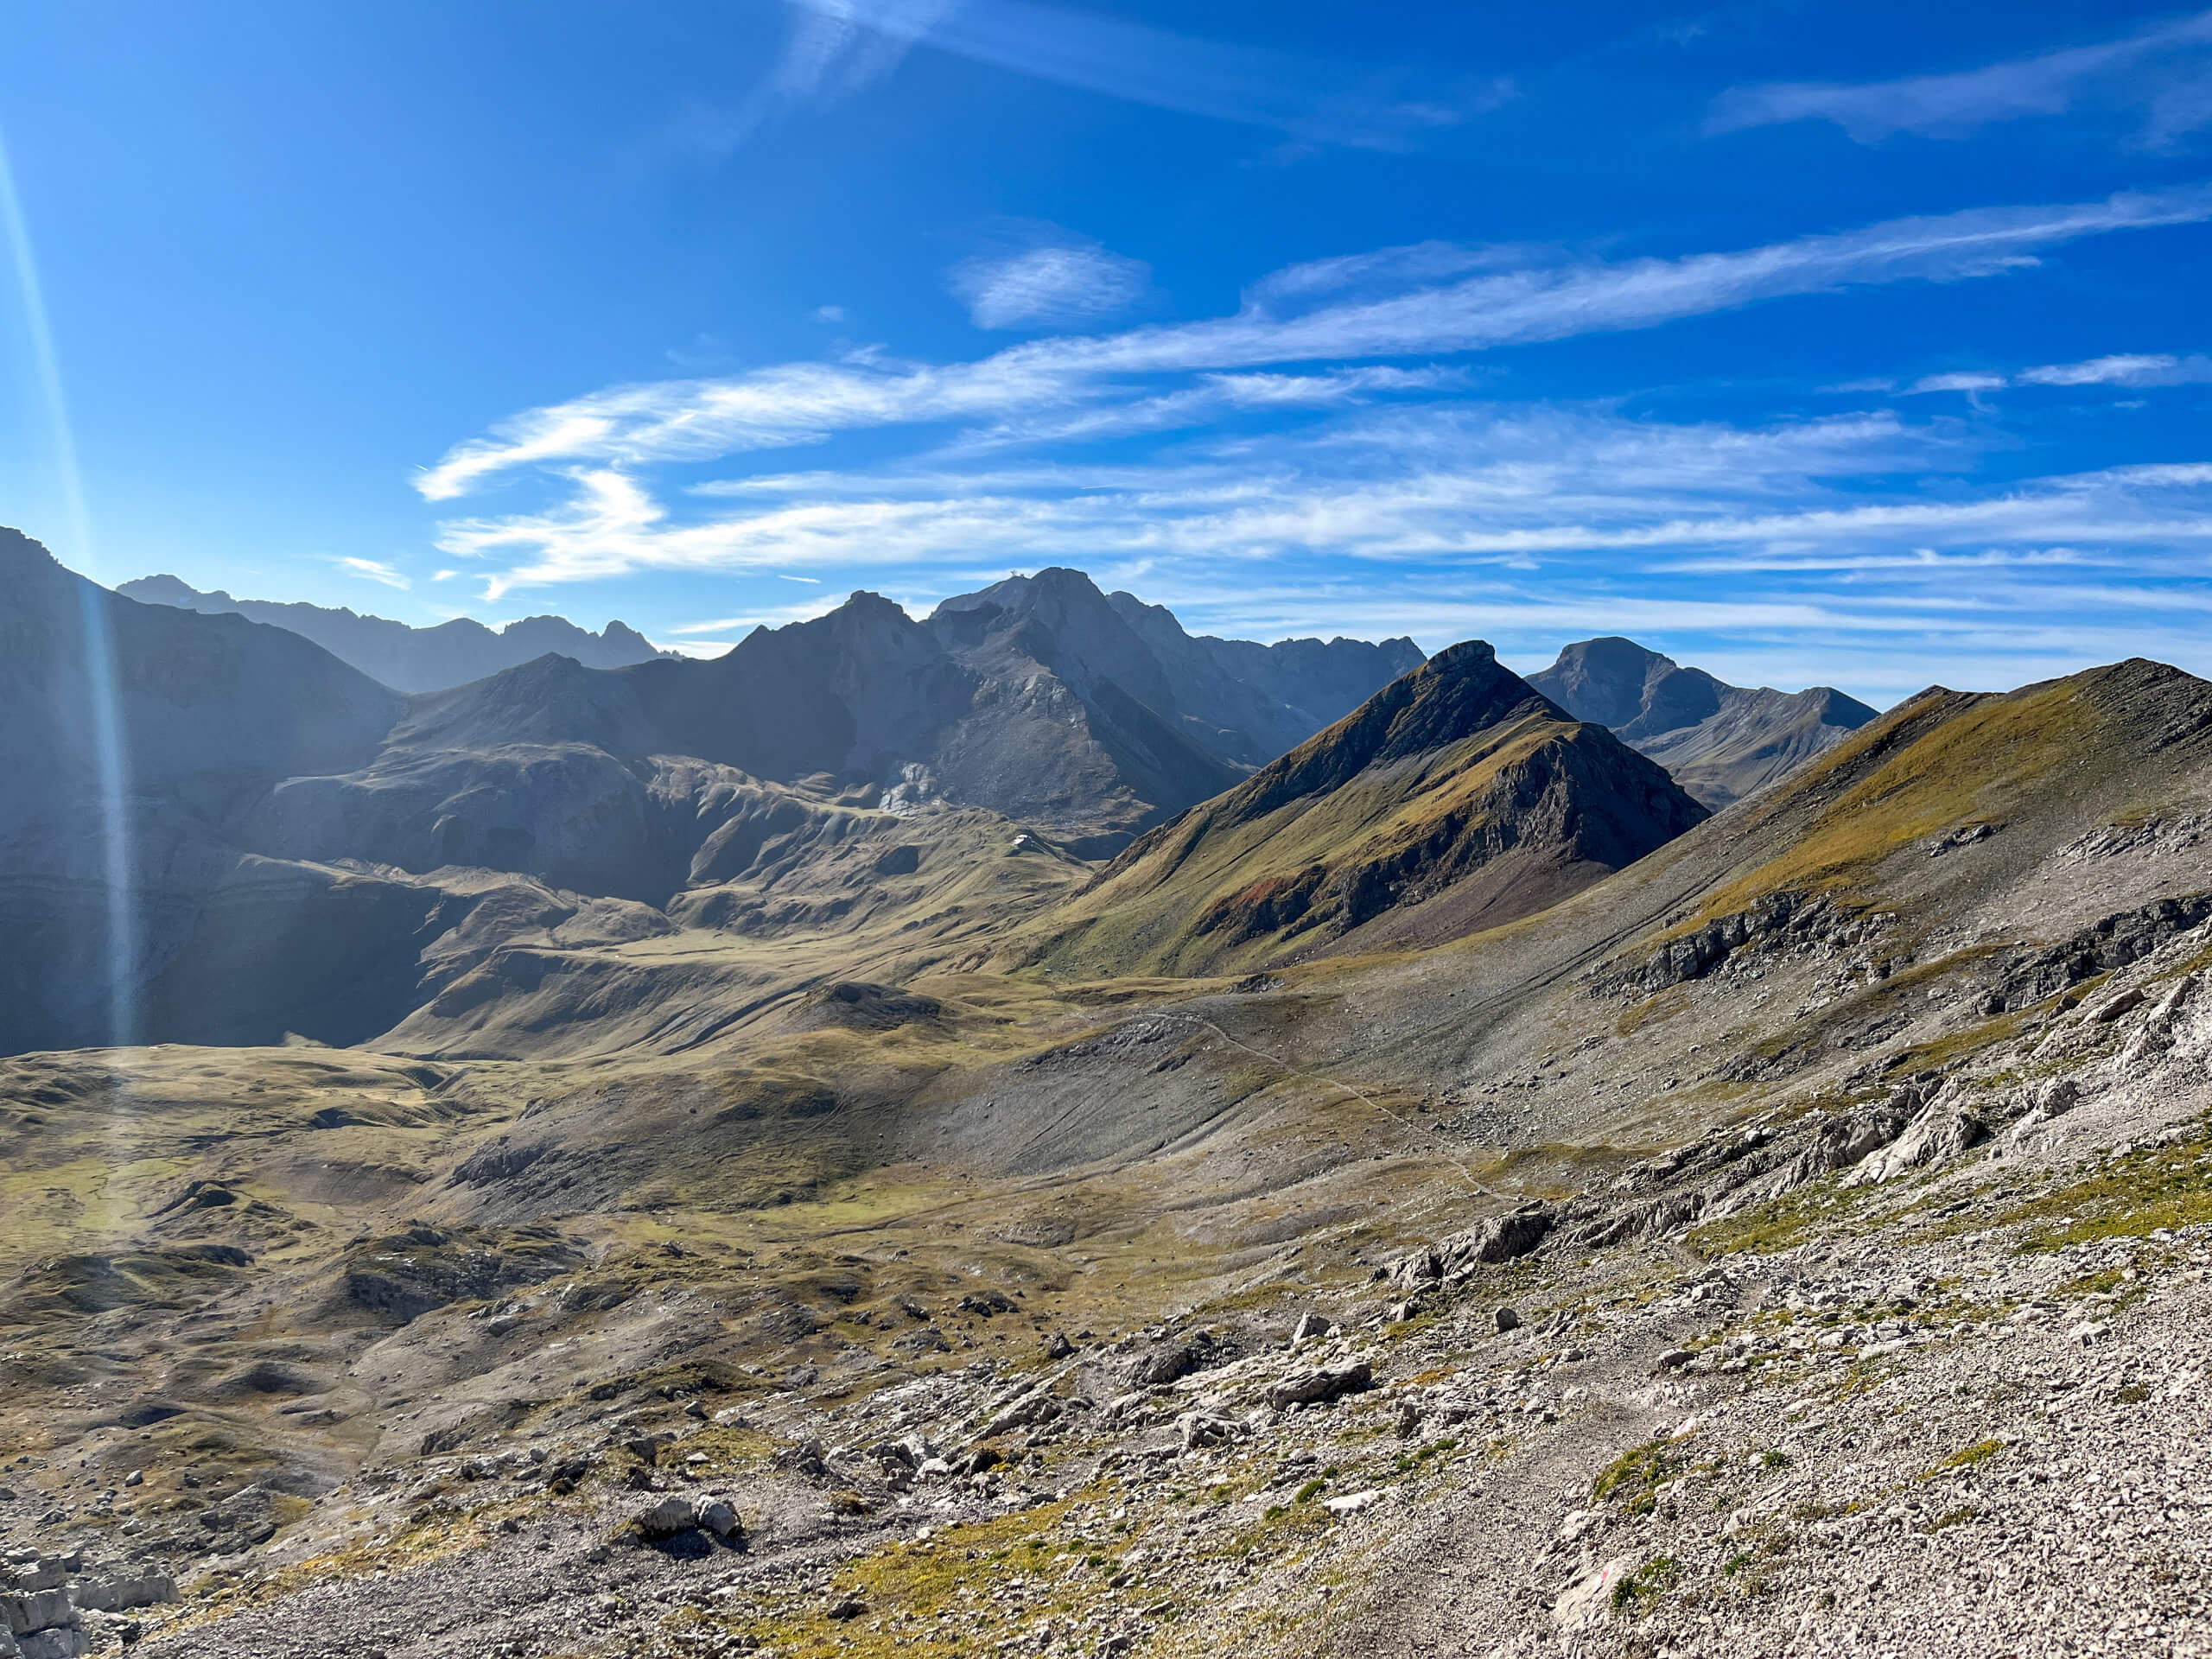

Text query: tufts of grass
(704, 1503), (1078, 1658)
(1994, 1125), (2212, 1249)
(1688, 1172), (1866, 1261)
(1611, 1555), (1678, 1611)
(1877, 1000), (2032, 1077)
(1938, 1439), (2005, 1471)
(1592, 1440), (1676, 1516)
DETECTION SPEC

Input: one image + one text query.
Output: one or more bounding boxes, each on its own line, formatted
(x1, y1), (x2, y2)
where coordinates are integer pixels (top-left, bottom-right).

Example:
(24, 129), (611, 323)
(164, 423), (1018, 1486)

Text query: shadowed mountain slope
(0, 537), (1418, 1055)
(0, 530), (408, 1052)
(1027, 639), (1709, 976)
(117, 574), (668, 692)
(1529, 635), (1878, 808)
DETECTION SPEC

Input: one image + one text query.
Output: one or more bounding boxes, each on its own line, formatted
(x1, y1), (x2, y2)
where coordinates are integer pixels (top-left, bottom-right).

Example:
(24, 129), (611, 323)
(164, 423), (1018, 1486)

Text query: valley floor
(13, 935), (2212, 1659)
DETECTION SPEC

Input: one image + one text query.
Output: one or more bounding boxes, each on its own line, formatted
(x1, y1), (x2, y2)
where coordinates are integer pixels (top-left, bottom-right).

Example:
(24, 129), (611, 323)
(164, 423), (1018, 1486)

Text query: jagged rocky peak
(933, 567), (1180, 710)
(937, 569), (1428, 768)
(1529, 635), (1879, 810)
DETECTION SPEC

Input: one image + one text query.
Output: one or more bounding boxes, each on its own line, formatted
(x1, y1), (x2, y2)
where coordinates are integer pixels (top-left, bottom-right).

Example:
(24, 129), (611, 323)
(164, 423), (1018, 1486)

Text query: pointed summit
(1028, 640), (1708, 976)
(1530, 636), (1878, 807)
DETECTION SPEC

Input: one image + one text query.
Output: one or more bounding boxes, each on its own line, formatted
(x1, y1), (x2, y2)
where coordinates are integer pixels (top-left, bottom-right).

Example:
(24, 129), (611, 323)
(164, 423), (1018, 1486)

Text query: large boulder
(1266, 1361), (1374, 1411)
(631, 1492), (742, 1542)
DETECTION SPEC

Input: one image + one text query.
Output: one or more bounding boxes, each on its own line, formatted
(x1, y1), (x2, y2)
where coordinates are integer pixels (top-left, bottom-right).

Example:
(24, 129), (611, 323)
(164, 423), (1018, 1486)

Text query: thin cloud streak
(1904, 351), (2212, 397)
(679, 0), (1491, 158)
(743, 0), (1491, 152)
(416, 186), (2212, 501)
(2020, 352), (2212, 388)
(339, 556), (411, 589)
(1710, 9), (2212, 145)
(429, 404), (2212, 603)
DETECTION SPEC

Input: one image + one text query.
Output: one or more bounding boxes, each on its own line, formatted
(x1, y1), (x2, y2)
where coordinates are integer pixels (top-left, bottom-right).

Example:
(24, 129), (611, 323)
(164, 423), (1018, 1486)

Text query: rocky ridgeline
(1, 1548), (175, 1658)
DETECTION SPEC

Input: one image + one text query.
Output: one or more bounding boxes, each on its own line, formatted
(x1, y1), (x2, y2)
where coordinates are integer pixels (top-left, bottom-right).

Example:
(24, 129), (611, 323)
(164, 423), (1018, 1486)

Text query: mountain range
(9, 521), (2212, 1654)
(0, 537), (1430, 1053)
(0, 531), (1889, 1061)
(116, 573), (668, 692)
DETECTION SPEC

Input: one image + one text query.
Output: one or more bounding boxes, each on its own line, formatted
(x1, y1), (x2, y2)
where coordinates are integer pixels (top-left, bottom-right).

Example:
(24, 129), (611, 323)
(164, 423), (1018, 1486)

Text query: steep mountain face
(1104, 586), (1426, 765)
(117, 573), (667, 692)
(1529, 635), (1878, 808)
(928, 568), (1421, 807)
(925, 571), (1248, 840)
(1029, 640), (1709, 976)
(0, 538), (1420, 1055)
(0, 529), (408, 1052)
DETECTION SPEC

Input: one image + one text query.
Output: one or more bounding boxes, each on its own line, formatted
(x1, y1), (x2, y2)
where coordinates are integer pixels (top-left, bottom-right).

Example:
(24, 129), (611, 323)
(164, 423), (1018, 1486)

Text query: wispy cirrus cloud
(688, 0), (1499, 156)
(1904, 351), (2212, 397)
(428, 404), (2212, 595)
(940, 365), (1471, 450)
(2019, 352), (2212, 387)
(338, 556), (410, 589)
(950, 240), (1151, 329)
(415, 185), (2212, 502)
(1710, 9), (2212, 145)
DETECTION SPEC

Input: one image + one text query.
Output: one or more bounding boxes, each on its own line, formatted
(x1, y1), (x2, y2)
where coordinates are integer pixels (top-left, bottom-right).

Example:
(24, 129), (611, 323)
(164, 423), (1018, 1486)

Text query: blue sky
(5, 1), (2212, 704)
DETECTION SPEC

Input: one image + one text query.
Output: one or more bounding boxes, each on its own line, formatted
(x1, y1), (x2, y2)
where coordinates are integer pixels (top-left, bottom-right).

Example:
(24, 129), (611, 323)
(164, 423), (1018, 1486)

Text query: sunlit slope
(374, 798), (1093, 1059)
(1649, 656), (2212, 934)
(1284, 657), (2212, 1133)
(1023, 641), (1708, 978)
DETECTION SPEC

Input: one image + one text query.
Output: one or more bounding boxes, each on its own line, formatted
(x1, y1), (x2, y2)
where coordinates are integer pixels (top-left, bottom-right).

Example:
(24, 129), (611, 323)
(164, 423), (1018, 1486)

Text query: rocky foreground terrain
(10, 526), (2212, 1656)
(11, 900), (2212, 1658)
